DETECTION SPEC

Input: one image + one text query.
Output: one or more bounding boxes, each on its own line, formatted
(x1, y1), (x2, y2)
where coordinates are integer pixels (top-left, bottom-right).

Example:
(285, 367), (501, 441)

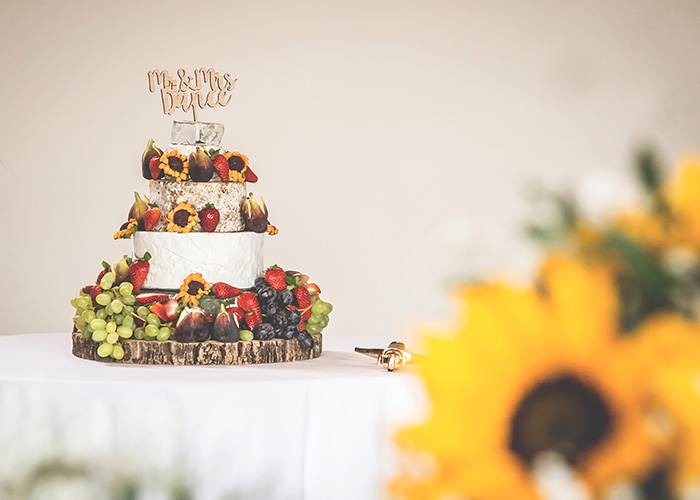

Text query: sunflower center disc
(228, 155), (245, 172)
(173, 209), (190, 227)
(187, 281), (204, 295)
(508, 375), (611, 466)
(169, 157), (184, 173)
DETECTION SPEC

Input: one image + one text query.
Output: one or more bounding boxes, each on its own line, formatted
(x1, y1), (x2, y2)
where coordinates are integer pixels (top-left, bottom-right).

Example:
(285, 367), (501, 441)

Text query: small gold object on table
(354, 341), (423, 372)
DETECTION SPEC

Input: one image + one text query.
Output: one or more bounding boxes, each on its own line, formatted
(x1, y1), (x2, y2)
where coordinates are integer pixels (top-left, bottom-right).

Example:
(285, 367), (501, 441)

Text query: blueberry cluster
(252, 278), (314, 349)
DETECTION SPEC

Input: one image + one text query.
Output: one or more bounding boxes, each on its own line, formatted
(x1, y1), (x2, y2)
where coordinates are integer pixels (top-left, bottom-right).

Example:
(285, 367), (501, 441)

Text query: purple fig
(174, 307), (210, 342)
(141, 139), (163, 179)
(212, 305), (240, 342)
(242, 193), (269, 233)
(189, 149), (214, 182)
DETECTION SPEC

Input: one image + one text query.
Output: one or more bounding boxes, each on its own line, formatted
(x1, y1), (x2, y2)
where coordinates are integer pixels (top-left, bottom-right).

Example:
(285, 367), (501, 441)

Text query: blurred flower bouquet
(394, 152), (700, 500)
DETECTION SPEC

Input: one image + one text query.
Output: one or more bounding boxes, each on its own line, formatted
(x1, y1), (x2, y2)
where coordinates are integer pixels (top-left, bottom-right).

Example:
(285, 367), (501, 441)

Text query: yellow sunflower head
(224, 151), (249, 183)
(160, 150), (189, 182)
(175, 273), (211, 307)
(166, 202), (199, 233)
(634, 314), (700, 491)
(393, 256), (658, 500)
(113, 219), (138, 239)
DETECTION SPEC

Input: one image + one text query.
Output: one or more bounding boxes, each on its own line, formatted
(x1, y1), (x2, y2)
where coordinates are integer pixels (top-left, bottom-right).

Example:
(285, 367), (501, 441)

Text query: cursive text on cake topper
(148, 68), (237, 122)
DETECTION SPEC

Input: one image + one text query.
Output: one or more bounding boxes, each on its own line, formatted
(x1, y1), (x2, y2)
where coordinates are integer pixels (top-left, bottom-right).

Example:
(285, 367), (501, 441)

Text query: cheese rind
(134, 232), (264, 290)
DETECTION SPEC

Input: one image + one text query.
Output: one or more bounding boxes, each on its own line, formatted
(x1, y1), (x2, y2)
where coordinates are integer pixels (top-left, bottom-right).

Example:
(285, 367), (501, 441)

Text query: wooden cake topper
(148, 68), (237, 122)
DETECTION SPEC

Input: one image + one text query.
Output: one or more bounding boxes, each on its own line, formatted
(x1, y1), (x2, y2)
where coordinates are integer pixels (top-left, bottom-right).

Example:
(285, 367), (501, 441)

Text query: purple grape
(297, 330), (314, 349)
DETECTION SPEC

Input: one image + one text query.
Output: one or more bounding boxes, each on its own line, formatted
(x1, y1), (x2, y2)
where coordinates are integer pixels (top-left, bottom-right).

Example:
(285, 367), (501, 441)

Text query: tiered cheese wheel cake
(70, 120), (333, 365)
(134, 121), (264, 290)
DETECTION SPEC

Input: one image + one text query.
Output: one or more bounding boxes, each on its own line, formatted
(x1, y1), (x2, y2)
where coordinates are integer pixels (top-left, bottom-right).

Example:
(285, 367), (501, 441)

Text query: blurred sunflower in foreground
(394, 152), (700, 500)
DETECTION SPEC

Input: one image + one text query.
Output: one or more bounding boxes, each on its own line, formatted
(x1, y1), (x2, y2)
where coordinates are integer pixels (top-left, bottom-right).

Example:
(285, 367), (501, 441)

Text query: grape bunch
(71, 269), (174, 359)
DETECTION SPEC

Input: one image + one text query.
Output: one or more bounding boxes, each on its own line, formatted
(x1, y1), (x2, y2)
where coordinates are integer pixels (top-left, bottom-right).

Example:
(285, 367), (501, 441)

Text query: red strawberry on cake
(199, 203), (220, 232)
(128, 252), (151, 294)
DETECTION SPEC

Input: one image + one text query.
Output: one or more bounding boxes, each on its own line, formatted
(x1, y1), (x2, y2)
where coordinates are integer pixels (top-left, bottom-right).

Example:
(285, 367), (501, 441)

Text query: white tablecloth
(0, 333), (426, 500)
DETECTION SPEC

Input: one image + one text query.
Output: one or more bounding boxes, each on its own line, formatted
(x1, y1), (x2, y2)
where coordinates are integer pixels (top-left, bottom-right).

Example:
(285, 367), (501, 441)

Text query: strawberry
(136, 292), (169, 305)
(149, 156), (163, 180)
(199, 203), (220, 232)
(144, 205), (161, 231)
(163, 299), (179, 321)
(264, 265), (287, 291)
(238, 291), (262, 325)
(213, 282), (241, 299)
(307, 283), (321, 296)
(293, 285), (312, 320)
(244, 311), (261, 330)
(128, 252), (151, 294)
(213, 154), (229, 182)
(244, 166), (258, 183)
(225, 305), (245, 323)
(95, 261), (111, 285)
(149, 303), (168, 322)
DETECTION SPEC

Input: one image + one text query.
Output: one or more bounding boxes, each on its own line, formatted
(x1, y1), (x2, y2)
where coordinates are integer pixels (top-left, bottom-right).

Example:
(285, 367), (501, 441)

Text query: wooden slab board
(71, 332), (322, 365)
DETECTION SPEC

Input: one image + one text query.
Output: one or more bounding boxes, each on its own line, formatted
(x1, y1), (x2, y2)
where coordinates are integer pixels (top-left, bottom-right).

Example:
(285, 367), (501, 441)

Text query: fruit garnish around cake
(143, 204), (161, 231)
(141, 139), (164, 180)
(176, 272), (211, 307)
(174, 307), (210, 342)
(166, 202), (199, 233)
(264, 265), (287, 291)
(213, 305), (241, 342)
(128, 252), (151, 294)
(113, 219), (138, 240)
(199, 203), (220, 232)
(160, 150), (189, 181)
(212, 282), (241, 299)
(188, 149), (214, 182)
(128, 192), (150, 230)
(212, 154), (230, 182)
(242, 193), (270, 233)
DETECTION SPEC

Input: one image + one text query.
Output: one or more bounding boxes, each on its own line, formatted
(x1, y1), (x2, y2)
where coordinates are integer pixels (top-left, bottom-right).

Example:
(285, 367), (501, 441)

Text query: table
(0, 333), (426, 500)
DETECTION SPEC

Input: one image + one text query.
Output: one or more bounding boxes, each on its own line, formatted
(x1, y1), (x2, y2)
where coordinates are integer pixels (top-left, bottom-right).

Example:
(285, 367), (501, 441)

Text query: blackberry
(258, 286), (277, 303)
(282, 324), (299, 340)
(297, 330), (314, 349)
(270, 312), (288, 330)
(287, 308), (302, 326)
(276, 289), (294, 307)
(253, 323), (275, 341)
(262, 301), (280, 317)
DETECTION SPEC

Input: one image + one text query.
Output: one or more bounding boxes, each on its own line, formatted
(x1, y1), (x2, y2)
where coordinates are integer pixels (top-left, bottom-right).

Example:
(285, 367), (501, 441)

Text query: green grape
(317, 314), (329, 328)
(119, 283), (133, 296)
(70, 298), (78, 308)
(117, 325), (133, 338)
(111, 299), (123, 314)
(240, 330), (254, 341)
(99, 272), (115, 289)
(146, 314), (161, 326)
(90, 318), (106, 330)
(97, 342), (114, 358)
(113, 314), (125, 325)
(156, 327), (171, 342)
(81, 310), (96, 323)
(307, 314), (322, 325)
(134, 327), (145, 340)
(137, 306), (150, 317)
(320, 301), (333, 315)
(80, 328), (91, 340)
(111, 343), (125, 360)
(96, 293), (111, 306)
(96, 309), (108, 320)
(75, 296), (90, 309)
(122, 316), (135, 330)
(92, 329), (108, 342)
(106, 332), (119, 344)
(105, 304), (114, 315)
(73, 316), (87, 328)
(306, 323), (322, 335)
(311, 300), (325, 315)
(144, 324), (159, 338)
(105, 321), (117, 334)
(122, 294), (136, 306)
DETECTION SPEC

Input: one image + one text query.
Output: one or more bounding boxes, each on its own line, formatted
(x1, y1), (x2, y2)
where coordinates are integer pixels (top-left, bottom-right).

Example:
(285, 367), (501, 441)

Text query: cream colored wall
(1, 0), (699, 338)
